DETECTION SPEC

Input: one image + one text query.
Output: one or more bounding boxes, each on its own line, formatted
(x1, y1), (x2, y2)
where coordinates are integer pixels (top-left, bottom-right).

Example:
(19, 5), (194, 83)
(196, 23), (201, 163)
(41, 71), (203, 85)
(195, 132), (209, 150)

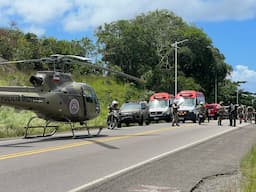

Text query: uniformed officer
(217, 101), (225, 126)
(172, 102), (179, 126)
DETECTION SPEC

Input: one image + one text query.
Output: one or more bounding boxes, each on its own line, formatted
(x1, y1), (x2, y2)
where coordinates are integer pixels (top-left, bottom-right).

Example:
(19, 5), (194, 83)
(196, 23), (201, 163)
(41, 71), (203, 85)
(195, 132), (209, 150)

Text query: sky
(0, 0), (255, 93)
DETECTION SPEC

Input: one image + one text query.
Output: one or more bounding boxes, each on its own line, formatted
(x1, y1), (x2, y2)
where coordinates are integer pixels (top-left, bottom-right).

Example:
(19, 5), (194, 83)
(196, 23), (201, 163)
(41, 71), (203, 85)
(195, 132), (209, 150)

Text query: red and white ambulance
(148, 92), (175, 123)
(175, 90), (205, 123)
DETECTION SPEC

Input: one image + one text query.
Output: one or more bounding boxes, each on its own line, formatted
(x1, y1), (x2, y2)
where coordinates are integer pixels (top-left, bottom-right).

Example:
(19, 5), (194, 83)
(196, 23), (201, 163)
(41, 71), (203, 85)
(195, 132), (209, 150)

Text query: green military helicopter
(0, 54), (142, 138)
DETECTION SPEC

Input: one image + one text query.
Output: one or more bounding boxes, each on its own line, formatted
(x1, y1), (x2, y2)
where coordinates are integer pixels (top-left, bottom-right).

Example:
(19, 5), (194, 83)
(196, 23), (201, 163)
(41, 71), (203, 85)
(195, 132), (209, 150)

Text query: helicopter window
(83, 86), (99, 104)
(29, 75), (44, 87)
(83, 87), (94, 103)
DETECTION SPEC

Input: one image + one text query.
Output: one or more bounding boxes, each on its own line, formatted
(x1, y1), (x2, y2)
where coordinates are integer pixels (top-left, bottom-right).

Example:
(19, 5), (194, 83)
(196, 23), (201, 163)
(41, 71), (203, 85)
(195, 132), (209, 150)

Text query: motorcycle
(107, 109), (120, 129)
(197, 112), (205, 125)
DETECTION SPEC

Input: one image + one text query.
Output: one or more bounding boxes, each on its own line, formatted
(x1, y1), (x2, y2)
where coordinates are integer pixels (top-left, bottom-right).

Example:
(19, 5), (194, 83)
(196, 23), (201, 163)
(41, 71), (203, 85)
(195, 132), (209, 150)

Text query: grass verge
(240, 145), (256, 191)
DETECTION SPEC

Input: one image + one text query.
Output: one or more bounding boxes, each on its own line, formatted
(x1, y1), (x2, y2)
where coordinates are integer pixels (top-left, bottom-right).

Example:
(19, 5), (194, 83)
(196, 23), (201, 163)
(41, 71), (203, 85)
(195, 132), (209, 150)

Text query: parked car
(118, 101), (149, 127)
(205, 103), (218, 120)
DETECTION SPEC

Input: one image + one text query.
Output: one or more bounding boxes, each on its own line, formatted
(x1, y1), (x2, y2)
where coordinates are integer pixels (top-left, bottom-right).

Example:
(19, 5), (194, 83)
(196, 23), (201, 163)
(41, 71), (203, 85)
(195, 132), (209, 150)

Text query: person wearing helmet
(197, 101), (205, 111)
(109, 100), (119, 111)
(196, 101), (206, 124)
(107, 100), (120, 129)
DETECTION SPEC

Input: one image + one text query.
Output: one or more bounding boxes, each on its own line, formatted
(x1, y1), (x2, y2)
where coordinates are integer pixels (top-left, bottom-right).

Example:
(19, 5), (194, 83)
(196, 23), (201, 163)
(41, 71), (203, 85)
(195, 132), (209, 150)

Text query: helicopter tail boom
(0, 86), (37, 92)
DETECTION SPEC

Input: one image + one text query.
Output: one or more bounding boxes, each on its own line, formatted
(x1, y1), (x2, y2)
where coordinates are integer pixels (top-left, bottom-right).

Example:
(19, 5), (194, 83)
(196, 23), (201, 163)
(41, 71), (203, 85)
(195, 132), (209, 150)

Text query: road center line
(0, 126), (180, 161)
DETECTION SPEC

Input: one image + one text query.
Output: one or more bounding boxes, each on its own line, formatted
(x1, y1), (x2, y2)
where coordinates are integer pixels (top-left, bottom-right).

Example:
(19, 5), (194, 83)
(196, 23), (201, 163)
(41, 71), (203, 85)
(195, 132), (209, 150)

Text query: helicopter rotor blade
(0, 59), (42, 65)
(50, 54), (91, 62)
(0, 57), (57, 65)
(0, 54), (144, 83)
(58, 55), (144, 83)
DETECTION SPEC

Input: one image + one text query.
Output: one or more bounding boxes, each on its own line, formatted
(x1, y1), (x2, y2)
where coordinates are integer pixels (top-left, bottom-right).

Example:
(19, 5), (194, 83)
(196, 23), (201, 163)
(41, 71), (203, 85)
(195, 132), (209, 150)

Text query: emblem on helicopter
(69, 98), (80, 115)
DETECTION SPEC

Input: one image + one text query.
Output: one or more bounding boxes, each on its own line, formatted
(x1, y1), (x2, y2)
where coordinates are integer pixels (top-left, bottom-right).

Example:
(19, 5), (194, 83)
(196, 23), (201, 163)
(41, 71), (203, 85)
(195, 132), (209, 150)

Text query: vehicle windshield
(149, 100), (168, 109)
(121, 103), (140, 110)
(176, 97), (195, 107)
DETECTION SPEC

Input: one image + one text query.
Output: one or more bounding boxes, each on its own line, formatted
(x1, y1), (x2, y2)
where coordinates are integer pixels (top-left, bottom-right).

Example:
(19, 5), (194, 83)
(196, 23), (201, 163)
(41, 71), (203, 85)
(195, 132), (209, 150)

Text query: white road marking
(68, 125), (243, 192)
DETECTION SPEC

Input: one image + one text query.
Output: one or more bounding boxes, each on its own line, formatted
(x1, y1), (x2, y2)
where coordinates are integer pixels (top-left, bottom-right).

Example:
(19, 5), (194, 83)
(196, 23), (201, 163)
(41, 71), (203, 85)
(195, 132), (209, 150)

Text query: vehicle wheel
(125, 122), (130, 127)
(117, 122), (122, 128)
(193, 114), (197, 123)
(145, 120), (150, 125)
(108, 116), (117, 129)
(139, 117), (144, 126)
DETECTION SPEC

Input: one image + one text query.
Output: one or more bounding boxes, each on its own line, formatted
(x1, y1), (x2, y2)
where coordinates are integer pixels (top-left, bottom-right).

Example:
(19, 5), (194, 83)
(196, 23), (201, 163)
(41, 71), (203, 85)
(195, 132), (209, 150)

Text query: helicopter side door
(82, 85), (100, 120)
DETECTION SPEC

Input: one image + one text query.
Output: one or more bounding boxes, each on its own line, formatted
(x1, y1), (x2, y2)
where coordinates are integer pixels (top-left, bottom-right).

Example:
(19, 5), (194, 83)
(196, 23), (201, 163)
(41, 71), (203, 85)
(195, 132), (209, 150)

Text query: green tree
(96, 9), (231, 98)
(0, 27), (96, 72)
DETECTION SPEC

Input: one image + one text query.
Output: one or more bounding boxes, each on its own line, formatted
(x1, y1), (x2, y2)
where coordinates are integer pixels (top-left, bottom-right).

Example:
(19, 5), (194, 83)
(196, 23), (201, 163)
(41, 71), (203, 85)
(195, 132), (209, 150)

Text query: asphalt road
(0, 120), (255, 192)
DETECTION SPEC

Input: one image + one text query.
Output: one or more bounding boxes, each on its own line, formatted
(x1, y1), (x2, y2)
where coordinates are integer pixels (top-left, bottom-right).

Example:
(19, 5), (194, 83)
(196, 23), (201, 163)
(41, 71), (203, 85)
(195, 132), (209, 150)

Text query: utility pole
(171, 39), (188, 96)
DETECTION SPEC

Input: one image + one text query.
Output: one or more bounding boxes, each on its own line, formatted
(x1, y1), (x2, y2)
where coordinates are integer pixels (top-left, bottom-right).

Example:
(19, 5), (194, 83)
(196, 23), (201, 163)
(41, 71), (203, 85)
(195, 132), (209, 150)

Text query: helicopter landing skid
(68, 122), (103, 138)
(24, 116), (58, 138)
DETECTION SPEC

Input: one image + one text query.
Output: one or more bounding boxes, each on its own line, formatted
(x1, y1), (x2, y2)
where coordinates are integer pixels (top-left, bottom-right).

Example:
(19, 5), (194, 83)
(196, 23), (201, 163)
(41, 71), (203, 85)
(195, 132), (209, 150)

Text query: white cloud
(62, 0), (146, 32)
(0, 0), (73, 35)
(1, 0), (256, 33)
(231, 65), (256, 93)
(62, 0), (256, 32)
(14, 0), (72, 23)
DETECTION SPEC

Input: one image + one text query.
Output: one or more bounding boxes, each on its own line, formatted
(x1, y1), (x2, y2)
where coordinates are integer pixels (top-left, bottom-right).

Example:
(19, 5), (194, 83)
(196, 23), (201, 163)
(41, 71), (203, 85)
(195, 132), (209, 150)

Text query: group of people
(109, 100), (255, 128)
(172, 100), (256, 127)
(216, 101), (255, 127)
(171, 101), (206, 126)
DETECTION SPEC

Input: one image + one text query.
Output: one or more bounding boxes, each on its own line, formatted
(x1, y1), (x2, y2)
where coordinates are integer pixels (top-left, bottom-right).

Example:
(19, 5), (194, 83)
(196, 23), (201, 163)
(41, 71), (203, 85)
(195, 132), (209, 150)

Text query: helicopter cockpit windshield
(82, 85), (100, 115)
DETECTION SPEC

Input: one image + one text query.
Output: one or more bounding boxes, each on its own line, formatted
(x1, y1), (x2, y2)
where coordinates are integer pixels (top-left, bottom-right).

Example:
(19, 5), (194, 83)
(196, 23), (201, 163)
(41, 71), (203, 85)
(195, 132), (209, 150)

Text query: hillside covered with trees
(1, 10), (246, 104)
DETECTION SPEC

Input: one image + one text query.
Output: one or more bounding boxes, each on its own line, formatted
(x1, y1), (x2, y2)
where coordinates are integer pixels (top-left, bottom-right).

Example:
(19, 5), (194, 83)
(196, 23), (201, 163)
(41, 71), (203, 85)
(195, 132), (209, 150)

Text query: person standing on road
(206, 107), (210, 123)
(228, 101), (235, 126)
(172, 102), (180, 126)
(196, 101), (206, 125)
(217, 101), (225, 126)
(237, 105), (244, 124)
(247, 106), (254, 123)
(231, 104), (238, 127)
